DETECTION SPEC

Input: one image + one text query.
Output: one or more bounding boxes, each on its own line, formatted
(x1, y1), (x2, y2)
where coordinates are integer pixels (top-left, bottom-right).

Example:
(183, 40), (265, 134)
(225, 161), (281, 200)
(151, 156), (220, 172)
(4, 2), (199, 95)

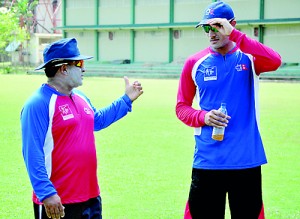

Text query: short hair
(44, 60), (68, 78)
(44, 66), (60, 78)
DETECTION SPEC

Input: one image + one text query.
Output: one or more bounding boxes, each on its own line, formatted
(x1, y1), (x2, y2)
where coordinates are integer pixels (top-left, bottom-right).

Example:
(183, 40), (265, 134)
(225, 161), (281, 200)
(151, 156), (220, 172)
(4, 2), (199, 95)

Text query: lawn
(0, 74), (299, 219)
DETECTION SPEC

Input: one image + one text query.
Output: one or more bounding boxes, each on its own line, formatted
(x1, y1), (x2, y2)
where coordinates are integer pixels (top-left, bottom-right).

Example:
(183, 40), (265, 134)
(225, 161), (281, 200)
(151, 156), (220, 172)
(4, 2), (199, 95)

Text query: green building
(55, 0), (300, 65)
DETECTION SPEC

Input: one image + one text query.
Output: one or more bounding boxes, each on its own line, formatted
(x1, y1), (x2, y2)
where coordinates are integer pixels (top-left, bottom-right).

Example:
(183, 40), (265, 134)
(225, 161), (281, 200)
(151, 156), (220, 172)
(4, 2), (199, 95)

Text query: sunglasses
(73, 60), (84, 68)
(202, 19), (235, 33)
(202, 25), (219, 33)
(52, 60), (84, 68)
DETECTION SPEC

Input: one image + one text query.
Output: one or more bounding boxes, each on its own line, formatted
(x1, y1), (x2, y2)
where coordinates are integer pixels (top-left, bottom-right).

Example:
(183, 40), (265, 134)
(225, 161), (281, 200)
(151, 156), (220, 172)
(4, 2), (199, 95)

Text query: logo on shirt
(59, 104), (74, 120)
(235, 64), (248, 71)
(204, 66), (217, 81)
(84, 107), (91, 115)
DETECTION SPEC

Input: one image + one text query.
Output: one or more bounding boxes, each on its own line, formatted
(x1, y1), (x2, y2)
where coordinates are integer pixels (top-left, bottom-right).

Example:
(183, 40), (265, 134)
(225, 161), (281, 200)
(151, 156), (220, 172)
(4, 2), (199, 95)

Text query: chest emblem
(84, 107), (92, 115)
(203, 66), (217, 81)
(58, 104), (74, 120)
(235, 64), (248, 71)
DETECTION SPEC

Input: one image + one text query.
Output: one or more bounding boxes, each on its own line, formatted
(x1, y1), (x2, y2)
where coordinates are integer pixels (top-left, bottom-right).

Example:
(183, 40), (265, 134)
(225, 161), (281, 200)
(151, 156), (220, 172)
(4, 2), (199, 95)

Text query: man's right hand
(204, 109), (230, 128)
(43, 194), (65, 219)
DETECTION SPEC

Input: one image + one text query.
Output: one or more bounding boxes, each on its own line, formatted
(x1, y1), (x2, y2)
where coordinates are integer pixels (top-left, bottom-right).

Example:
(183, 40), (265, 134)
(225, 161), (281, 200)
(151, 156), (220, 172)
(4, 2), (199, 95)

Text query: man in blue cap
(176, 1), (281, 218)
(21, 38), (143, 219)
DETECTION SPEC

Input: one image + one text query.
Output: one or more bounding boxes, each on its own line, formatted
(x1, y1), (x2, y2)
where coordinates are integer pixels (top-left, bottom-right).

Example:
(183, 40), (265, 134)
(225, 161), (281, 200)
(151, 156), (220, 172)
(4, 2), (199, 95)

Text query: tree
(0, 0), (38, 63)
(13, 0), (38, 34)
(0, 7), (26, 54)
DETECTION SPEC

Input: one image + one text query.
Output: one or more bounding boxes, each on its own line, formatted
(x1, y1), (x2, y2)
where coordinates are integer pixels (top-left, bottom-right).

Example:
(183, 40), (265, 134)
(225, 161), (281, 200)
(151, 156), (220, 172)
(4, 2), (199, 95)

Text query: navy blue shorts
(188, 166), (264, 219)
(34, 196), (102, 219)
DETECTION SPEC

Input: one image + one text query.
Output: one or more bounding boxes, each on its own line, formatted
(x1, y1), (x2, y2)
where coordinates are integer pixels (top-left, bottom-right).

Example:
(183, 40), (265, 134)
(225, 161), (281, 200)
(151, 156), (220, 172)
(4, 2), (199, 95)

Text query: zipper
(69, 94), (79, 114)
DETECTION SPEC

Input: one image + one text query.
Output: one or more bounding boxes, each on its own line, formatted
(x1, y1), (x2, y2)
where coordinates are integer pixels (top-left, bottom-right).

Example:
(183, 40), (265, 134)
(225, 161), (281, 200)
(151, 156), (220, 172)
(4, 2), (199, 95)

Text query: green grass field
(0, 74), (299, 219)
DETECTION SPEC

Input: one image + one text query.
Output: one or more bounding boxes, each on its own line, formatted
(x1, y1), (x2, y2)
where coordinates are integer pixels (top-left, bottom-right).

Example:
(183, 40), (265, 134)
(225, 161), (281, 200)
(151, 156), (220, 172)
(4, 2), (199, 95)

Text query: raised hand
(124, 76), (143, 102)
(207, 18), (235, 36)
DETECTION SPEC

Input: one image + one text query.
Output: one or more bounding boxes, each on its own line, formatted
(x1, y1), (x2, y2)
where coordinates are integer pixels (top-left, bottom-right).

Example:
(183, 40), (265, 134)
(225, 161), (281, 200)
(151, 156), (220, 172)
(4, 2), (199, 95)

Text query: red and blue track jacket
(21, 84), (132, 204)
(176, 29), (281, 170)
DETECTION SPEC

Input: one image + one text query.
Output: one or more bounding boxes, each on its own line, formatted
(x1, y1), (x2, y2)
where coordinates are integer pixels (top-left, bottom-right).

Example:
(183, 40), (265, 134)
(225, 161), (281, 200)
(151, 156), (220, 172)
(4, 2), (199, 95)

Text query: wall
(65, 31), (96, 59)
(99, 0), (132, 25)
(135, 29), (169, 63)
(98, 30), (131, 61)
(264, 24), (300, 63)
(66, 0), (95, 26)
(60, 0), (300, 64)
(174, 0), (211, 23)
(264, 0), (299, 19)
(135, 0), (170, 24)
(172, 28), (208, 61)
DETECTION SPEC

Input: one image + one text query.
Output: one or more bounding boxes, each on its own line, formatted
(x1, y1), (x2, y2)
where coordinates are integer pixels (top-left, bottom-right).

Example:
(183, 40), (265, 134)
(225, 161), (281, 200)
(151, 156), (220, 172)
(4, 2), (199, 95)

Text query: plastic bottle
(212, 103), (227, 141)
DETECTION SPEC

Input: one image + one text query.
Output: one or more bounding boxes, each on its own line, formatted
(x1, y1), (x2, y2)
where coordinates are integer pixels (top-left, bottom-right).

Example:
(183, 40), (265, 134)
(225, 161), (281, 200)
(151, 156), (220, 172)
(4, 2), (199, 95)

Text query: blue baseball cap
(195, 1), (235, 28)
(35, 38), (93, 70)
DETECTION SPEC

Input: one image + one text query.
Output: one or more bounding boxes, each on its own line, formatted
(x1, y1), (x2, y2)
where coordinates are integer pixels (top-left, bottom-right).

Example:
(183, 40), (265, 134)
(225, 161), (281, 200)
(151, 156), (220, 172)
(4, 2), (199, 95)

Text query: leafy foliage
(0, 0), (38, 55)
(0, 7), (26, 53)
(13, 0), (38, 32)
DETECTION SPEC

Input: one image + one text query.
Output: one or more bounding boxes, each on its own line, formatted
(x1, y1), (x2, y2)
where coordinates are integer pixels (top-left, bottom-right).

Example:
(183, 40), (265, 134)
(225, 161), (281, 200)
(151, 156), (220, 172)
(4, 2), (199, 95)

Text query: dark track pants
(34, 196), (102, 219)
(188, 166), (265, 219)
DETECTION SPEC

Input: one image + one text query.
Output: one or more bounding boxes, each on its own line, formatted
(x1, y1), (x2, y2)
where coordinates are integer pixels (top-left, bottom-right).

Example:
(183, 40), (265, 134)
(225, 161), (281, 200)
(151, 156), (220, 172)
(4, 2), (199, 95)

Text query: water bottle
(212, 103), (227, 141)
